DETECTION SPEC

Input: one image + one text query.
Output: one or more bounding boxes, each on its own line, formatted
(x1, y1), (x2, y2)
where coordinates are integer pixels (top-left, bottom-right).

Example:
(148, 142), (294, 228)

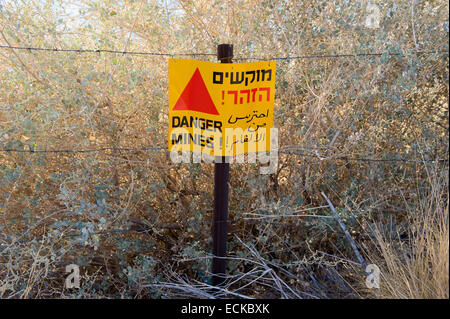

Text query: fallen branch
(321, 192), (368, 272)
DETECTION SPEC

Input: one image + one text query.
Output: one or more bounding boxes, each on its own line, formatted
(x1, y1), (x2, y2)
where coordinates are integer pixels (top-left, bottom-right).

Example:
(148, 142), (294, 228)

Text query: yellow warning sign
(168, 59), (276, 156)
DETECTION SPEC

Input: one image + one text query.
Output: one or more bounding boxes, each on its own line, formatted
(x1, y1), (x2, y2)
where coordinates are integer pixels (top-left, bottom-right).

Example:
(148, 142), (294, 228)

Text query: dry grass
(364, 166), (449, 299)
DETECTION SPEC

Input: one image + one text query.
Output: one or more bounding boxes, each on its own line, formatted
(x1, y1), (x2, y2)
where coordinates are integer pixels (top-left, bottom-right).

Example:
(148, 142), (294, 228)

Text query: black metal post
(211, 44), (233, 286)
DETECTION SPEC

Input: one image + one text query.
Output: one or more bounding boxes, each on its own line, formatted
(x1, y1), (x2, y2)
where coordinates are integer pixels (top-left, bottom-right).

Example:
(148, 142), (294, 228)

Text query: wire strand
(0, 44), (216, 57)
(0, 146), (167, 153)
(0, 44), (448, 60)
(234, 50), (449, 61)
(0, 146), (447, 164)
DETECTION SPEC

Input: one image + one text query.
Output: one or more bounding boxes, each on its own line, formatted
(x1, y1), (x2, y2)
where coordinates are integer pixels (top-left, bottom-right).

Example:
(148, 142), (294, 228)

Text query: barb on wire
(0, 44), (448, 60)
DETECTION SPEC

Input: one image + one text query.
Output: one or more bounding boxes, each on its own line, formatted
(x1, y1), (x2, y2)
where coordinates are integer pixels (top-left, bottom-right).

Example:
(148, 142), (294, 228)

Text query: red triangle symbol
(173, 68), (219, 115)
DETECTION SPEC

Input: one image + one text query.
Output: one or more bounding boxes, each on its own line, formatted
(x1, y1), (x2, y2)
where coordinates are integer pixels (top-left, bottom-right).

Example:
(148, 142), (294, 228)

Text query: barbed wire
(0, 44), (448, 165)
(279, 149), (448, 163)
(0, 146), (167, 153)
(234, 50), (449, 61)
(0, 44), (448, 60)
(0, 145), (447, 164)
(0, 44), (215, 57)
